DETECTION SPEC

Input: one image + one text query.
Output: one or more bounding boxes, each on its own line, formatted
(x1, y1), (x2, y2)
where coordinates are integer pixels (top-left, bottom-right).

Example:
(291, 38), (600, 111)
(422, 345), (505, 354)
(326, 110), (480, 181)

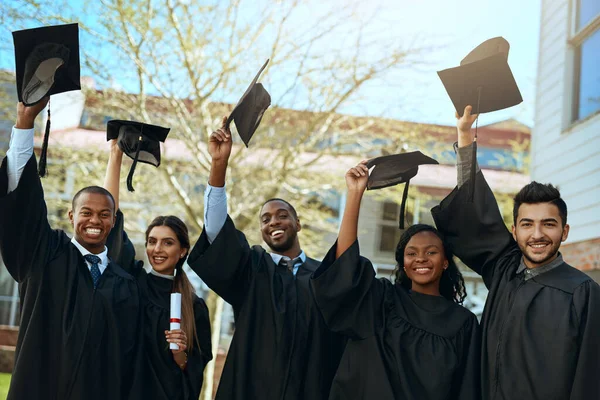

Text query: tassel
(126, 135), (143, 192)
(38, 104), (51, 177)
(399, 179), (410, 230)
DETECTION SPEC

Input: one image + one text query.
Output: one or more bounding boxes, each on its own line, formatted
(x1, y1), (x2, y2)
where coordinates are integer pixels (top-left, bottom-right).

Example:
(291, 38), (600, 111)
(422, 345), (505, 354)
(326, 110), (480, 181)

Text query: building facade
(533, 0), (600, 280)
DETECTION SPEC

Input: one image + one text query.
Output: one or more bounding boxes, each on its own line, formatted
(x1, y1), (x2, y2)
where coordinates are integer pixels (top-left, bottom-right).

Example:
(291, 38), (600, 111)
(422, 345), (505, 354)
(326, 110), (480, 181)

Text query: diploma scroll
(170, 292), (182, 350)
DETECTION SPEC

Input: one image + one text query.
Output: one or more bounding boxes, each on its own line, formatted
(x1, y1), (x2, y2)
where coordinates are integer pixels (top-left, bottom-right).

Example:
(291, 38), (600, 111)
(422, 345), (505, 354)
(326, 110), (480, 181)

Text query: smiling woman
(309, 162), (480, 400)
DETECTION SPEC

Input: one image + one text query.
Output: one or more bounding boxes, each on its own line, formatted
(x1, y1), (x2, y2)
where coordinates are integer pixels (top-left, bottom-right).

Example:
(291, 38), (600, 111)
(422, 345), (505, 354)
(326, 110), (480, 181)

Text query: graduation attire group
(0, 23), (598, 400)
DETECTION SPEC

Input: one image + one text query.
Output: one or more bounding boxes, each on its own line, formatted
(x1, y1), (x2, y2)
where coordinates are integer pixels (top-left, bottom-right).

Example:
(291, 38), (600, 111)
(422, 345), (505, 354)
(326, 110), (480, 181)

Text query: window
(378, 201), (414, 253)
(572, 0), (600, 122)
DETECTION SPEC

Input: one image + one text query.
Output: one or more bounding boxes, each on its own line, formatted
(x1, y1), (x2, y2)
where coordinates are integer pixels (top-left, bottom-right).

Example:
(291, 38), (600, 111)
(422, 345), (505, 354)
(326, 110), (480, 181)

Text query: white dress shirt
(203, 183), (306, 276)
(7, 126), (109, 275)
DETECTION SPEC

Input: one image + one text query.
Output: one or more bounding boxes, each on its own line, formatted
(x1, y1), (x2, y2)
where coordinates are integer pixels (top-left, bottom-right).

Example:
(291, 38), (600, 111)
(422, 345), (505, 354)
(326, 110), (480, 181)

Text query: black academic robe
(106, 210), (213, 400)
(431, 171), (600, 400)
(0, 156), (144, 400)
(187, 216), (346, 400)
(310, 240), (481, 400)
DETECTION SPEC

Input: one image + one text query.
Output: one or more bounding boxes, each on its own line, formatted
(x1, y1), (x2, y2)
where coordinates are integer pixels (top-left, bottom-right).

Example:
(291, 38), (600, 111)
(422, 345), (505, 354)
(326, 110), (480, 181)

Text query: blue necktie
(84, 254), (102, 288)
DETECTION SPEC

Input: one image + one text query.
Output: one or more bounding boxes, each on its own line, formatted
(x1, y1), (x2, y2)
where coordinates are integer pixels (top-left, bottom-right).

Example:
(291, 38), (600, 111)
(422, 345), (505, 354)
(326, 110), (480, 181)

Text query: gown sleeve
(106, 209), (143, 275)
(310, 239), (383, 340)
(0, 155), (61, 282)
(569, 280), (600, 400)
(187, 216), (254, 309)
(431, 170), (516, 286)
(452, 314), (481, 400)
(182, 297), (213, 400)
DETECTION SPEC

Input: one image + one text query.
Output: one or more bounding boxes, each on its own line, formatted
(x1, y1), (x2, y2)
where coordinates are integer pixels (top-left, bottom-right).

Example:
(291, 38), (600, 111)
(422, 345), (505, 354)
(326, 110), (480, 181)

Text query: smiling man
(187, 117), (346, 400)
(431, 106), (600, 400)
(0, 100), (144, 400)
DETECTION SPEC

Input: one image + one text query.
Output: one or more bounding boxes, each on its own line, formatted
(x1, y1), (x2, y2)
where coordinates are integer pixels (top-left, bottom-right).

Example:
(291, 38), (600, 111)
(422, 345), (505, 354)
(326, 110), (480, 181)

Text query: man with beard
(431, 105), (600, 400)
(0, 99), (144, 400)
(187, 117), (346, 400)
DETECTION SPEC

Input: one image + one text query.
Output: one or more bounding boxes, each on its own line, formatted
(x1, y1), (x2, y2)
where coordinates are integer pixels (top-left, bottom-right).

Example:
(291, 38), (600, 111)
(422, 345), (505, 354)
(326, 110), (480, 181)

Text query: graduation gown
(106, 210), (213, 400)
(187, 216), (347, 400)
(431, 171), (600, 400)
(310, 240), (481, 400)
(0, 156), (144, 400)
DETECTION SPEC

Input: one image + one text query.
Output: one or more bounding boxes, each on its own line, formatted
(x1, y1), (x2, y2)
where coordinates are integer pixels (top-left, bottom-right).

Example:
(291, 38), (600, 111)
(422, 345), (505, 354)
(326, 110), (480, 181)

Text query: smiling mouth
(528, 242), (550, 249)
(270, 230), (284, 238)
(153, 256), (167, 264)
(413, 267), (433, 275)
(85, 228), (102, 236)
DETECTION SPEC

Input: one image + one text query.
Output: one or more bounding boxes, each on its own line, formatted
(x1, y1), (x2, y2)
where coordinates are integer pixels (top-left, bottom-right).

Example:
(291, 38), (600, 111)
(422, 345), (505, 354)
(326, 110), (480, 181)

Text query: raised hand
(345, 160), (369, 193)
(208, 116), (233, 163)
(456, 105), (479, 147)
(16, 97), (50, 129)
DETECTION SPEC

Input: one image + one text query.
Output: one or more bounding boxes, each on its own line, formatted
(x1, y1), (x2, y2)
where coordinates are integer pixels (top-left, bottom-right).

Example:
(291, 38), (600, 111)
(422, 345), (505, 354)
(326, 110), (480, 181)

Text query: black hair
(72, 186), (116, 212)
(513, 182), (567, 227)
(261, 198), (298, 220)
(394, 224), (467, 304)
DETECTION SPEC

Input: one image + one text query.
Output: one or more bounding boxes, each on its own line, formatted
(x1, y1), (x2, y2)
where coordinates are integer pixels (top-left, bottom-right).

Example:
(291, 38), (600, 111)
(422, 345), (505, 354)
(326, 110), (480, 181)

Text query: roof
(38, 127), (529, 193)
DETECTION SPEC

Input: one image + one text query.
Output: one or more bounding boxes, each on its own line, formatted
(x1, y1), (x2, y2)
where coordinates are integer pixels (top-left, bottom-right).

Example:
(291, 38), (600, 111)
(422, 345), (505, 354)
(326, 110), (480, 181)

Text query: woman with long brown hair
(104, 139), (212, 400)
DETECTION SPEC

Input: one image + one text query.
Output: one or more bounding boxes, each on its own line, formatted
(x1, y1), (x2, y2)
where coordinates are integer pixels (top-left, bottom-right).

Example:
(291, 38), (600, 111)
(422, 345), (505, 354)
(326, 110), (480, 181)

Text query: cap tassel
(38, 103), (51, 177)
(468, 86), (482, 203)
(126, 135), (143, 192)
(399, 179), (410, 230)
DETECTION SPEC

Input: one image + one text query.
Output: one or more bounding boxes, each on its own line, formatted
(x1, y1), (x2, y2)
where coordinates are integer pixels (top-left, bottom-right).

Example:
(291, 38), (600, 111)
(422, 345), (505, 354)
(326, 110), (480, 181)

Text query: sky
(342, 0), (542, 127)
(0, 0), (541, 128)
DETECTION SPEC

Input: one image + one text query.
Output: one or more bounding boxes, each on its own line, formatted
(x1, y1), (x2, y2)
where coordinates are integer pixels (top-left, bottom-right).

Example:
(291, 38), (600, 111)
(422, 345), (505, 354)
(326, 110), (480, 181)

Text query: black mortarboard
(366, 151), (439, 229)
(13, 23), (81, 177)
(226, 59), (271, 147)
(106, 120), (170, 192)
(437, 37), (522, 117)
(437, 37), (523, 201)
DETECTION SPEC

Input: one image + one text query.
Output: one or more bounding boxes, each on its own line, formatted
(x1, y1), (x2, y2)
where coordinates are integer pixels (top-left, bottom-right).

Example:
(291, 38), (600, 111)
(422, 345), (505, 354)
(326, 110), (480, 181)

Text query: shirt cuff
(455, 142), (480, 188)
(9, 126), (35, 149)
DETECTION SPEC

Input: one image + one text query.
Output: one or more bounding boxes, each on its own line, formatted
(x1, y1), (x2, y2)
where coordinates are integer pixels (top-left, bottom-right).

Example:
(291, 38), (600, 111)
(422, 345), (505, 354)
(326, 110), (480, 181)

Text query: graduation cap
(437, 37), (523, 201)
(366, 151), (439, 229)
(106, 120), (170, 192)
(13, 23), (81, 177)
(225, 59), (271, 147)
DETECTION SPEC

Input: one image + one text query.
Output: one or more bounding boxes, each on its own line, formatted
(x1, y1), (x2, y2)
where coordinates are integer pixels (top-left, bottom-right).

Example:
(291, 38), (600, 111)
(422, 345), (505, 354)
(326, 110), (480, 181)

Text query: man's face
(259, 200), (301, 253)
(69, 193), (115, 254)
(512, 202), (569, 268)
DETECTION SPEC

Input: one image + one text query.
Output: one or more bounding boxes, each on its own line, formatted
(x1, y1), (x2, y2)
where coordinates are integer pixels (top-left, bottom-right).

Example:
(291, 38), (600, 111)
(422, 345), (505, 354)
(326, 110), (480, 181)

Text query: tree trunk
(200, 290), (224, 400)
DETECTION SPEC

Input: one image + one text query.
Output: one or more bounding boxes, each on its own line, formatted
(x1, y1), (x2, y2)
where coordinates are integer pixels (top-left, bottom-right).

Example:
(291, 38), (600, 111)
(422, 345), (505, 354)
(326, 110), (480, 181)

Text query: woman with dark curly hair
(311, 161), (481, 400)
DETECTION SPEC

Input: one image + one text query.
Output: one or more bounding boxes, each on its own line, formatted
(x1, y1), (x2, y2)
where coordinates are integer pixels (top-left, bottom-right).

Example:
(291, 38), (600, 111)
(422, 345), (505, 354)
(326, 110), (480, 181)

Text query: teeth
(86, 228), (101, 234)
(415, 268), (431, 272)
(530, 244), (548, 248)
(271, 230), (284, 237)
(154, 257), (166, 261)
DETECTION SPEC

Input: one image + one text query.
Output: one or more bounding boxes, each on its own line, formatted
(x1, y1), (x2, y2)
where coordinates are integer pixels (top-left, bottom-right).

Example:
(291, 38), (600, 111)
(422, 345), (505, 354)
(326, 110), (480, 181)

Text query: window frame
(568, 0), (600, 123)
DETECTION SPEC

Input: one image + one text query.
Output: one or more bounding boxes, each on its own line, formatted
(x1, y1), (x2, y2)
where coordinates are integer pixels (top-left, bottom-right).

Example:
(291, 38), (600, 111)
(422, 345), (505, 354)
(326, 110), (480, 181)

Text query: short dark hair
(513, 182), (567, 226)
(261, 198), (298, 220)
(72, 186), (116, 212)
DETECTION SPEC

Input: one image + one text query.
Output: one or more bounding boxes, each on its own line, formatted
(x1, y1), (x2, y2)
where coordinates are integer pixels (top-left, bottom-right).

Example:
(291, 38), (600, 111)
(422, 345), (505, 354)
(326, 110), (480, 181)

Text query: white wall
(532, 0), (600, 244)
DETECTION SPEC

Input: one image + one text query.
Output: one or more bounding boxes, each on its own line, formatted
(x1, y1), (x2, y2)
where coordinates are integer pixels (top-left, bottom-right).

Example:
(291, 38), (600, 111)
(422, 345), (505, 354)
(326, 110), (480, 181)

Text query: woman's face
(146, 226), (187, 275)
(402, 231), (448, 295)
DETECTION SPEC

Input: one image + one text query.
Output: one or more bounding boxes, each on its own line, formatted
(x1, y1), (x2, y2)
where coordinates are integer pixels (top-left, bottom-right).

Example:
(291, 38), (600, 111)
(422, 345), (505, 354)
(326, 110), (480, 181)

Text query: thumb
(463, 105), (472, 118)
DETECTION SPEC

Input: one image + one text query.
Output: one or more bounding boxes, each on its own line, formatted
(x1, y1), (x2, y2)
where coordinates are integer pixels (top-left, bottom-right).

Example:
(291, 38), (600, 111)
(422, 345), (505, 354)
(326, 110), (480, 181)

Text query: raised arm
(102, 141), (139, 272)
(103, 139), (123, 210)
(337, 161), (369, 258)
(204, 116), (232, 243)
(431, 106), (515, 284)
(1, 99), (60, 282)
